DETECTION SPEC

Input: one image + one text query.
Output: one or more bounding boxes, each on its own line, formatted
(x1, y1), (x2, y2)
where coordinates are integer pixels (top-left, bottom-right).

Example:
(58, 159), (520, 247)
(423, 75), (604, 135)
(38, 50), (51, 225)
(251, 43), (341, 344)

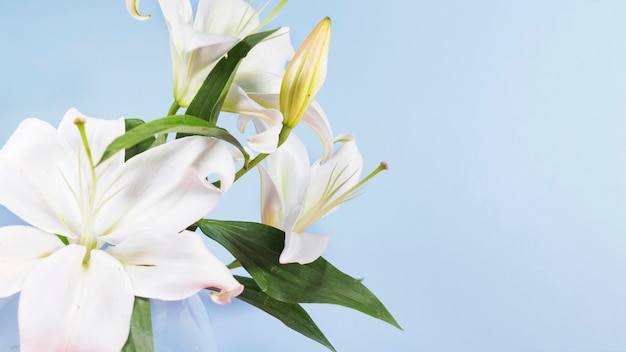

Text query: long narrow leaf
(124, 119), (156, 161)
(199, 220), (401, 330)
(186, 29), (280, 124)
(98, 115), (248, 165)
(235, 275), (336, 351)
(121, 297), (153, 352)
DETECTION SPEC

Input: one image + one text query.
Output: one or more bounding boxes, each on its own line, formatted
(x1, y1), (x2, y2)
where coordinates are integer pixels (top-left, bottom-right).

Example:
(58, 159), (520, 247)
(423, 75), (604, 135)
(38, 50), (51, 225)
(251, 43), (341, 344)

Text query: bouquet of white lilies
(0, 0), (400, 350)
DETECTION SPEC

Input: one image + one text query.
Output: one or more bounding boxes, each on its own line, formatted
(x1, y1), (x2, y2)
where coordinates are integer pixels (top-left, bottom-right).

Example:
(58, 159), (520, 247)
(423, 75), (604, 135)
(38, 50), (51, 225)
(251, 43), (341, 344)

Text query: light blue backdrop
(1, 0), (626, 351)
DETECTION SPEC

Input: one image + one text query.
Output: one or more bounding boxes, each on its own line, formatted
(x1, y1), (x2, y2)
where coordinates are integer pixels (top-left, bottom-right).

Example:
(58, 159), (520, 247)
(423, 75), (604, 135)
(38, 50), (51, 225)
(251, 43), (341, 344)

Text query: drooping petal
(279, 210), (329, 265)
(107, 230), (243, 302)
(19, 245), (134, 352)
(0, 118), (83, 238)
(97, 136), (235, 244)
(300, 101), (334, 163)
(0, 226), (64, 298)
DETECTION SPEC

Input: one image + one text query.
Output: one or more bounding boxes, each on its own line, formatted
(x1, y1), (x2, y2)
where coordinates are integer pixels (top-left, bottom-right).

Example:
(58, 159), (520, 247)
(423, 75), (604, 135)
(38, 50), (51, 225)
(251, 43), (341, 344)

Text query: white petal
(194, 0), (260, 37)
(305, 136), (363, 219)
(279, 208), (329, 264)
(300, 101), (334, 163)
(107, 230), (243, 302)
(265, 134), (311, 213)
(237, 27), (295, 88)
(0, 118), (82, 237)
(57, 108), (125, 172)
(19, 245), (134, 352)
(224, 85), (283, 125)
(97, 136), (235, 244)
(280, 231), (330, 265)
(258, 165), (284, 228)
(0, 226), (64, 297)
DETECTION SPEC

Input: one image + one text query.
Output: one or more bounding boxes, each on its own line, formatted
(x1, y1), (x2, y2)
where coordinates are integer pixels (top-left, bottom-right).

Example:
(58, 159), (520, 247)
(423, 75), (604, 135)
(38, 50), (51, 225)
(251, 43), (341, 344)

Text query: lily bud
(280, 17), (331, 129)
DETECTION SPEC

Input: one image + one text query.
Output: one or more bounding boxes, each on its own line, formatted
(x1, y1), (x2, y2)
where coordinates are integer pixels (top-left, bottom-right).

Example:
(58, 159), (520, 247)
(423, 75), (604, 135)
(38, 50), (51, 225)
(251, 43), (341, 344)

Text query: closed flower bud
(280, 17), (331, 129)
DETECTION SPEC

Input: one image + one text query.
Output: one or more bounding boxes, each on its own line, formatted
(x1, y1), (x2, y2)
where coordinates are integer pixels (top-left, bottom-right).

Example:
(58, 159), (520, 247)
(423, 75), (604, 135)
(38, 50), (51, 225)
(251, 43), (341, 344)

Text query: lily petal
(0, 226), (64, 298)
(299, 101), (334, 163)
(304, 135), (363, 220)
(265, 134), (311, 212)
(19, 245), (134, 352)
(97, 136), (234, 244)
(107, 230), (243, 302)
(0, 118), (83, 238)
(279, 210), (329, 265)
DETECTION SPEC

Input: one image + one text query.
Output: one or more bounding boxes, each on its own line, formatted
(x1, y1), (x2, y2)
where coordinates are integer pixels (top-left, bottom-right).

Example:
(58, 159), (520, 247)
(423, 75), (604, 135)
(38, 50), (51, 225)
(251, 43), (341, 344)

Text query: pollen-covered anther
(73, 117), (86, 125)
(380, 161), (389, 170)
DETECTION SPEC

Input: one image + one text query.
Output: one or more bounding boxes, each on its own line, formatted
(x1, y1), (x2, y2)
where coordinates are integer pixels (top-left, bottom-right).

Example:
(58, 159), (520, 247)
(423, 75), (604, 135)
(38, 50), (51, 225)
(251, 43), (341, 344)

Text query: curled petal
(107, 230), (243, 302)
(0, 226), (64, 298)
(97, 136), (235, 244)
(19, 245), (134, 352)
(126, 0), (151, 20)
(300, 101), (334, 163)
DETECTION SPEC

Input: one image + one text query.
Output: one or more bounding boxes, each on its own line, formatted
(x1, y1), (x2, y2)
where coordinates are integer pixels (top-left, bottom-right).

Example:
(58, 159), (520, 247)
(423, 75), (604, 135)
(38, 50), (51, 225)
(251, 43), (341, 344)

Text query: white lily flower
(258, 134), (365, 264)
(0, 108), (242, 351)
(158, 0), (293, 107)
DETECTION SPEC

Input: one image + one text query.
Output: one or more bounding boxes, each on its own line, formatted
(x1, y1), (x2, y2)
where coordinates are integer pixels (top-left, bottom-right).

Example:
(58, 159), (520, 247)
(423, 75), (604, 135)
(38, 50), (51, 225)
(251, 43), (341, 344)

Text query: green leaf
(235, 275), (336, 352)
(124, 119), (156, 161)
(98, 115), (248, 165)
(186, 28), (280, 124)
(198, 220), (401, 330)
(122, 297), (154, 352)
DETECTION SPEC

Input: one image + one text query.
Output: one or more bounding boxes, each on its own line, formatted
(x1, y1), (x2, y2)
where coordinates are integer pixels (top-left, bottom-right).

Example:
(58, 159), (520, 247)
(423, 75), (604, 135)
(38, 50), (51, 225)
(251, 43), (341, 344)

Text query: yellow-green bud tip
(279, 17), (332, 128)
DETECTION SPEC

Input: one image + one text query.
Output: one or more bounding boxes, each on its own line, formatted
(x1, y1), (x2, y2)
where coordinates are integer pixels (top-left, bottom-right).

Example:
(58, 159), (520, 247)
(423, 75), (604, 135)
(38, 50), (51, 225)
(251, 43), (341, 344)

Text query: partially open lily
(158, 0), (293, 108)
(259, 133), (373, 264)
(0, 109), (242, 351)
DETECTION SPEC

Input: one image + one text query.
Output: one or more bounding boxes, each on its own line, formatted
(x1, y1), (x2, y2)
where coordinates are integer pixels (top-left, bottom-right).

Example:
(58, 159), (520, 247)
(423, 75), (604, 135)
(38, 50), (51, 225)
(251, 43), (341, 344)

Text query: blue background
(2, 0), (626, 351)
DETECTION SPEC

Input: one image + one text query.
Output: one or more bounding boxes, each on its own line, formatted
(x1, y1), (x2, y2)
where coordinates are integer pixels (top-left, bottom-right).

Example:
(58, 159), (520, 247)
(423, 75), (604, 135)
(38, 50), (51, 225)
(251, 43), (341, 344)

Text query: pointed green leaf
(235, 275), (336, 351)
(122, 297), (153, 352)
(98, 115), (248, 165)
(124, 119), (156, 161)
(186, 28), (280, 124)
(199, 220), (401, 330)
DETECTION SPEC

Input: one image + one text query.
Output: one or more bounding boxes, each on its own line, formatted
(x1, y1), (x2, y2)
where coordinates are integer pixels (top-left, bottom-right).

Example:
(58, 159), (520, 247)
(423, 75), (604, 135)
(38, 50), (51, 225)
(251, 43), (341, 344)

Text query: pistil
(74, 118), (99, 262)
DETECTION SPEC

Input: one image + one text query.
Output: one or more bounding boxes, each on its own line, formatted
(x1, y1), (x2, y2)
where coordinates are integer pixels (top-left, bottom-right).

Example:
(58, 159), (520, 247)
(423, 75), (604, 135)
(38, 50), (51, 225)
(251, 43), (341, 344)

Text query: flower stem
(234, 125), (293, 182)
